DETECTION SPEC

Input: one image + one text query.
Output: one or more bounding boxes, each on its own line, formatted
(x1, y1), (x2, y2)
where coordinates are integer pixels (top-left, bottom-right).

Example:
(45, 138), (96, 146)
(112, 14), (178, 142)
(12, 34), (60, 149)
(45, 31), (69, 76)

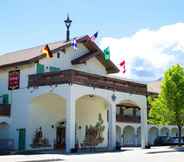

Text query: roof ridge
(0, 40), (64, 57)
(0, 35), (88, 56)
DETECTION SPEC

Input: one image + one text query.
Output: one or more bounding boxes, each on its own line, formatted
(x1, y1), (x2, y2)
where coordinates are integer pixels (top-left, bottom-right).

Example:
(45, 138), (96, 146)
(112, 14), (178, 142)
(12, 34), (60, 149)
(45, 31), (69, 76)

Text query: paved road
(0, 146), (184, 162)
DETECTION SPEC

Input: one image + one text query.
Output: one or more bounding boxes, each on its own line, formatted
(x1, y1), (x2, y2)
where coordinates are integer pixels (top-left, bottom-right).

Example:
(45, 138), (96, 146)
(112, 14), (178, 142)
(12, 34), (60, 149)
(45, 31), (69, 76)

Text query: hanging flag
(103, 47), (110, 61)
(42, 44), (53, 58)
(90, 32), (98, 41)
(71, 38), (77, 50)
(120, 60), (126, 73)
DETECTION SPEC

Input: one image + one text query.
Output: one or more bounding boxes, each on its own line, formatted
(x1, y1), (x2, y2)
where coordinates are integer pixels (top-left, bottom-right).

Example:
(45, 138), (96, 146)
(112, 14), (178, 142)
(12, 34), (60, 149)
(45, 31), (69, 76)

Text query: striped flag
(120, 60), (126, 73)
(90, 32), (98, 41)
(71, 39), (77, 50)
(42, 44), (53, 58)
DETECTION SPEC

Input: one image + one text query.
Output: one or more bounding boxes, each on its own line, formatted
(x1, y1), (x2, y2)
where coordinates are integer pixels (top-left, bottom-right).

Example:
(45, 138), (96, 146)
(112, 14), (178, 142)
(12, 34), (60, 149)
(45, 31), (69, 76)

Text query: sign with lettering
(8, 70), (20, 90)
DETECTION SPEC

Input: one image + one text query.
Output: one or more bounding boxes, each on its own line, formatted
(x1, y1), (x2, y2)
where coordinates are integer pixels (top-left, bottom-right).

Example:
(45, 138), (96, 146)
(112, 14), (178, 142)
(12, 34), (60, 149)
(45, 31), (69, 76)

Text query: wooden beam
(28, 69), (147, 96)
(71, 51), (99, 65)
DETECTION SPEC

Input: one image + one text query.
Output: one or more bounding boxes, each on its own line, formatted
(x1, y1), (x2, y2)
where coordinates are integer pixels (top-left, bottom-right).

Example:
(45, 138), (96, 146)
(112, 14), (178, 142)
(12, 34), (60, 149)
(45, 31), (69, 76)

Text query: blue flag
(90, 32), (98, 41)
(71, 39), (77, 50)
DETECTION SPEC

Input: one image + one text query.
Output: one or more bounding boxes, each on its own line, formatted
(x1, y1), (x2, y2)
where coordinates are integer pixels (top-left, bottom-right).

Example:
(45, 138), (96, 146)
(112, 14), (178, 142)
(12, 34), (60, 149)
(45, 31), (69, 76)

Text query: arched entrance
(160, 127), (169, 136)
(116, 125), (121, 145)
(30, 93), (66, 150)
(171, 128), (178, 137)
(122, 126), (135, 146)
(181, 128), (184, 136)
(76, 95), (108, 148)
(0, 122), (9, 139)
(116, 100), (141, 123)
(137, 127), (141, 146)
(148, 127), (159, 145)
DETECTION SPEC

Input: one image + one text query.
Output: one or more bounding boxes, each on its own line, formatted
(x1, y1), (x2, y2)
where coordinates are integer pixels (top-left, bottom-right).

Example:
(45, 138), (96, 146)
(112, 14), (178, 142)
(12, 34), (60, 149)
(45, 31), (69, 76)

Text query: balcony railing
(0, 104), (11, 116)
(28, 69), (147, 96)
(116, 115), (141, 123)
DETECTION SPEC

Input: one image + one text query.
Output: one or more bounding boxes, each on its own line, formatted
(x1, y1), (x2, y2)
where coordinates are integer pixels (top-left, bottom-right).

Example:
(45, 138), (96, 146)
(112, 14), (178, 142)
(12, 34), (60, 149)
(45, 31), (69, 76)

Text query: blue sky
(0, 0), (184, 81)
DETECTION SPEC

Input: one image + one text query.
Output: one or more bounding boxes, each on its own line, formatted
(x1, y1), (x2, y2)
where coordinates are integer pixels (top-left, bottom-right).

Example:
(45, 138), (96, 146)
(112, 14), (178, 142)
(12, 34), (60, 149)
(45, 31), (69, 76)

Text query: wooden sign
(8, 70), (20, 90)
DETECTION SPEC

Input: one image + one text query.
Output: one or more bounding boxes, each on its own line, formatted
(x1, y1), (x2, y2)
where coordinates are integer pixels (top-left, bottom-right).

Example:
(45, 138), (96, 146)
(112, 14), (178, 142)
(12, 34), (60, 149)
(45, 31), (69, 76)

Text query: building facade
(0, 35), (180, 153)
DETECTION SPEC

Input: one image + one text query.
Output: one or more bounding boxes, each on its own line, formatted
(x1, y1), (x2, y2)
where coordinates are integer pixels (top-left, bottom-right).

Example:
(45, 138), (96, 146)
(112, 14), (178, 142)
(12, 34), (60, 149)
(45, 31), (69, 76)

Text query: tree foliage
(149, 64), (184, 145)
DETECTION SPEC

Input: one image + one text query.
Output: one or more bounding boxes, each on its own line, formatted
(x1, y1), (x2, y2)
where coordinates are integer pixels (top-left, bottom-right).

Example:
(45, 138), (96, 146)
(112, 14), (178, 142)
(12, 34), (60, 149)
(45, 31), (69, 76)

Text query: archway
(148, 127), (159, 145)
(181, 128), (184, 136)
(116, 125), (121, 145)
(76, 95), (108, 148)
(0, 122), (9, 139)
(171, 128), (178, 137)
(116, 100), (141, 123)
(122, 126), (135, 146)
(160, 127), (169, 136)
(137, 127), (141, 146)
(30, 93), (66, 150)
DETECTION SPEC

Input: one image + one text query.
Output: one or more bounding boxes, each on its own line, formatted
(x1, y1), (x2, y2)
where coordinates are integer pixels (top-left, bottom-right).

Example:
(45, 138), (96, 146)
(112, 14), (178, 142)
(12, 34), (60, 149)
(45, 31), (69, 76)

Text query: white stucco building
(0, 34), (181, 153)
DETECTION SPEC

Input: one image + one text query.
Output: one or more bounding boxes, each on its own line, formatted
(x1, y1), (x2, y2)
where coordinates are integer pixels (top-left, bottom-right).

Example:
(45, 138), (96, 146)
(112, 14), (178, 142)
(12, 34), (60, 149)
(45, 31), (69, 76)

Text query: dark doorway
(55, 127), (65, 149)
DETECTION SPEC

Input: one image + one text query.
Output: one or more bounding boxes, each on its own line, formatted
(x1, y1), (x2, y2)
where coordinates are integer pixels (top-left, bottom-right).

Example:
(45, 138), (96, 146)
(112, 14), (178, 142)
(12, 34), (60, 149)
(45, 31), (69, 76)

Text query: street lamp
(64, 14), (72, 41)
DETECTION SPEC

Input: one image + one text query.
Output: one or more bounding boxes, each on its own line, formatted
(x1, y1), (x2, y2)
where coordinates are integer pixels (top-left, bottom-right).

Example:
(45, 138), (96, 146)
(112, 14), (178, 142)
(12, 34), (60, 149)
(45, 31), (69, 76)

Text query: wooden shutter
(36, 63), (45, 74)
(49, 66), (60, 72)
(2, 94), (9, 104)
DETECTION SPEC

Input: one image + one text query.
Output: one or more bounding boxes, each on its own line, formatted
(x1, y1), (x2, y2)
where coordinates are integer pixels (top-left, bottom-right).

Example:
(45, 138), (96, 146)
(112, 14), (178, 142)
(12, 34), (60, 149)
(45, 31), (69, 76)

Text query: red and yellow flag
(42, 44), (53, 58)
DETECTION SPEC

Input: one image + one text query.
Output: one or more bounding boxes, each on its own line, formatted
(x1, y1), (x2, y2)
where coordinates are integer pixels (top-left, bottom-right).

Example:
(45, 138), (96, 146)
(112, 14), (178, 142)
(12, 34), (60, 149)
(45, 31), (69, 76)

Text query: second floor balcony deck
(28, 69), (147, 96)
(116, 114), (141, 123)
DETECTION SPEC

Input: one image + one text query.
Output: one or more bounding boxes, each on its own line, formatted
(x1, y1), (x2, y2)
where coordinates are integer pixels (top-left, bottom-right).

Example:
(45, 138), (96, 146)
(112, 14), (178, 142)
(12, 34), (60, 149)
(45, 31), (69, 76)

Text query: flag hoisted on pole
(120, 59), (126, 73)
(71, 38), (77, 50)
(103, 47), (110, 61)
(90, 32), (98, 41)
(42, 44), (53, 58)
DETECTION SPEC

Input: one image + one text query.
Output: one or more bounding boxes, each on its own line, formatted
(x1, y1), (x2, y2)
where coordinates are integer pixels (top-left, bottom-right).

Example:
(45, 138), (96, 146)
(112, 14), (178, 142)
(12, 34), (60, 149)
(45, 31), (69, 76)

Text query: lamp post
(64, 14), (72, 41)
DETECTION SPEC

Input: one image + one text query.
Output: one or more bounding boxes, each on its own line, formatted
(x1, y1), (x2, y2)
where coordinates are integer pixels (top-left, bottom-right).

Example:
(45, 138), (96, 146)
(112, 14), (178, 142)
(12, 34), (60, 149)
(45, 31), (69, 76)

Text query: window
(57, 52), (60, 58)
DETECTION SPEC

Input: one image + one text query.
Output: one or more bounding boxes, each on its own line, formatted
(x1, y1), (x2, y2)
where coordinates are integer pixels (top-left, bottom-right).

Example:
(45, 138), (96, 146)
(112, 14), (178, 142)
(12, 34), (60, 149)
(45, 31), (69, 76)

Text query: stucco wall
(0, 64), (35, 94)
(39, 44), (107, 75)
(0, 43), (107, 99)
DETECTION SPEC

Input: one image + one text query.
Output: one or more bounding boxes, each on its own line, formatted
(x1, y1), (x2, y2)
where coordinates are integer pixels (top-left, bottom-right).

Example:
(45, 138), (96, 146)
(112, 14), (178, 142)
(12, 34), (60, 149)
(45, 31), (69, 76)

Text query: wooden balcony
(0, 104), (11, 116)
(116, 115), (141, 123)
(28, 70), (147, 96)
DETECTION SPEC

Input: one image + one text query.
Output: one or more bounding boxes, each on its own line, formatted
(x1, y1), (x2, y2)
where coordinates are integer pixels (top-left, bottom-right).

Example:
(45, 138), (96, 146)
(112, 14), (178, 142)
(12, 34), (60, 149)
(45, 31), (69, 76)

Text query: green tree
(149, 64), (184, 146)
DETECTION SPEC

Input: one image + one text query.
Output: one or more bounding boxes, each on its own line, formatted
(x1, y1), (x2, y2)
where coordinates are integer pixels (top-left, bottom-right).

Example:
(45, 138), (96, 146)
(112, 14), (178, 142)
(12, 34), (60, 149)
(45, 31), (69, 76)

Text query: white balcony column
(65, 89), (75, 153)
(141, 105), (148, 148)
(108, 102), (116, 150)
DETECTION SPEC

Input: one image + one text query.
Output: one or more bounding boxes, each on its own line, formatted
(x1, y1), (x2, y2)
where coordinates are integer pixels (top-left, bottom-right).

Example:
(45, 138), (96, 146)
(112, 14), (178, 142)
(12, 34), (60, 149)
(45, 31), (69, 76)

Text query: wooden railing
(116, 115), (141, 123)
(28, 69), (147, 96)
(0, 104), (11, 116)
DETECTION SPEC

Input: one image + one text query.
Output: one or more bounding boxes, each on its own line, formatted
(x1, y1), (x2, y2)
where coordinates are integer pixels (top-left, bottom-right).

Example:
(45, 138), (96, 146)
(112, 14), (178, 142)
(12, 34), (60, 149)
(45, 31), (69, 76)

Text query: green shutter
(103, 47), (110, 61)
(49, 66), (60, 72)
(36, 63), (45, 74)
(2, 94), (9, 104)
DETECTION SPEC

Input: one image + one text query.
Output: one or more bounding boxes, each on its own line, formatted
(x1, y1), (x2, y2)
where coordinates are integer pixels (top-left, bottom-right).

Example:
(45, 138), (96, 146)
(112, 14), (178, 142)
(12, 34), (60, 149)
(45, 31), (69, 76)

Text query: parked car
(0, 139), (15, 154)
(154, 136), (170, 146)
(167, 137), (184, 145)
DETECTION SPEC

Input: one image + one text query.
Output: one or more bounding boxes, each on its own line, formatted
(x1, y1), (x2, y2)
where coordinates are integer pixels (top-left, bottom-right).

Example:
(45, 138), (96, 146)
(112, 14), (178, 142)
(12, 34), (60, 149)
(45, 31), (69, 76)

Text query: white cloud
(99, 23), (184, 82)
